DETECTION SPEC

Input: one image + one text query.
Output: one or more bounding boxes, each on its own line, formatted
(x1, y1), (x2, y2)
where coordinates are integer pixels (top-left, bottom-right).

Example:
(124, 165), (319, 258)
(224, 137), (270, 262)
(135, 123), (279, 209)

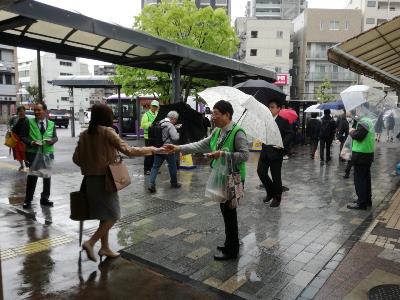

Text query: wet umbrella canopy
(234, 79), (286, 106)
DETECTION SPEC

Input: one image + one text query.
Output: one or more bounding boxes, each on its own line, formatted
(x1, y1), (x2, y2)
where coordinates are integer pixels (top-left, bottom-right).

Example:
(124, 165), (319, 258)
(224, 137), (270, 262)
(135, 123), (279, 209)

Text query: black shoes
(171, 183), (182, 189)
(40, 200), (54, 207)
(270, 195), (281, 207)
(144, 171), (151, 176)
(214, 252), (238, 261)
(148, 186), (156, 193)
(347, 203), (367, 210)
(22, 202), (31, 209)
(263, 194), (273, 203)
(343, 174), (350, 179)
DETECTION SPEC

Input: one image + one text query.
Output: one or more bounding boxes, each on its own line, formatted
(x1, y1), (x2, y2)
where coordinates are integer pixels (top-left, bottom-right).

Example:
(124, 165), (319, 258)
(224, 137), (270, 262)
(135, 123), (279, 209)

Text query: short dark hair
(213, 100), (234, 120)
(35, 101), (47, 110)
(88, 104), (114, 134)
(324, 109), (331, 116)
(17, 106), (26, 112)
(268, 99), (282, 108)
(311, 112), (318, 118)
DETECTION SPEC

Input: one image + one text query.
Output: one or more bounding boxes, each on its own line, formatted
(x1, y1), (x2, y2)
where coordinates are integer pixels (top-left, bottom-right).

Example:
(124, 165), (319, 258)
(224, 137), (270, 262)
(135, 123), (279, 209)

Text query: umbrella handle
(237, 109), (247, 124)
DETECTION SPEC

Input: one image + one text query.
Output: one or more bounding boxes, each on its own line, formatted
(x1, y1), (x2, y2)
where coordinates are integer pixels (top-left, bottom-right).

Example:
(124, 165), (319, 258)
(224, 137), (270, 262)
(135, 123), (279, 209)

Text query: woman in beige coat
(73, 104), (156, 262)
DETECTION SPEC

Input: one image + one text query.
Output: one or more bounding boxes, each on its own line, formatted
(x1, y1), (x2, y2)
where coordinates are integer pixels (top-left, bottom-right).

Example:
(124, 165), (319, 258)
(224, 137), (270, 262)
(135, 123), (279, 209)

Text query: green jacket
(352, 117), (375, 154)
(140, 110), (158, 139)
(210, 124), (246, 181)
(25, 118), (57, 154)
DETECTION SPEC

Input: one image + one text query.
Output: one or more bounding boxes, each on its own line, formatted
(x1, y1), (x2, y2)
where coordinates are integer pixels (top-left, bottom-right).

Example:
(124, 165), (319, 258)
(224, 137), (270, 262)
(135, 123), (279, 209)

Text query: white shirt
(36, 118), (47, 130)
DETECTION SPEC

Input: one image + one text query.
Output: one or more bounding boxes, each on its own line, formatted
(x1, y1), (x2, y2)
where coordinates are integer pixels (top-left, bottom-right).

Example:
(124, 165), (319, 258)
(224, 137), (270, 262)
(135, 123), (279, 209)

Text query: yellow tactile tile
(132, 218), (152, 226)
(350, 218), (364, 225)
(186, 247), (210, 260)
(219, 273), (247, 294)
(184, 233), (202, 243)
(165, 227), (186, 237)
(147, 228), (169, 238)
(203, 201), (217, 207)
(203, 277), (223, 288)
(178, 213), (197, 219)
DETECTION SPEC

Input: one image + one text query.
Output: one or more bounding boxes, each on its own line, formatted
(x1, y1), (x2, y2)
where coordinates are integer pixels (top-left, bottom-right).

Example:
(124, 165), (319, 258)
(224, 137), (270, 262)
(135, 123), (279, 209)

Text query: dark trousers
(257, 154), (283, 198)
(220, 202), (239, 255)
(354, 164), (372, 206)
(144, 139), (154, 172)
(319, 139), (332, 161)
(345, 160), (353, 176)
(310, 138), (319, 158)
(25, 175), (51, 203)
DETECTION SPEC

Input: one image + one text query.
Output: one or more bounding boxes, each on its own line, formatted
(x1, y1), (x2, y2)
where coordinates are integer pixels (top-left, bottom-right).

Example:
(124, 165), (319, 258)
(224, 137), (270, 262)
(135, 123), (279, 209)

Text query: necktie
(40, 121), (45, 134)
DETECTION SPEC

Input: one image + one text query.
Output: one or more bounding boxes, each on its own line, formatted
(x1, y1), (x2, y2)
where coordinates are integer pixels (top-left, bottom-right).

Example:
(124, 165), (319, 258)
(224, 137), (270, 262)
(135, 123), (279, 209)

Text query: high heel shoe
(82, 241), (97, 262)
(98, 249), (120, 259)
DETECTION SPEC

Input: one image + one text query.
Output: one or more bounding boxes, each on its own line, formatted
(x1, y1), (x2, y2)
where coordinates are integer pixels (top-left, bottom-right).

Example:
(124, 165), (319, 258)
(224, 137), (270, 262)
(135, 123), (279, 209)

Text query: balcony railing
(305, 72), (358, 81)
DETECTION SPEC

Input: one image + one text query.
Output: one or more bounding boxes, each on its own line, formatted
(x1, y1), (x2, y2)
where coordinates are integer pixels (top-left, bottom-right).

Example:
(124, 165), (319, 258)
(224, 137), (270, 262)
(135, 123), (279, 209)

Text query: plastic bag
(226, 153), (244, 209)
(28, 152), (53, 178)
(205, 158), (229, 203)
(340, 135), (352, 161)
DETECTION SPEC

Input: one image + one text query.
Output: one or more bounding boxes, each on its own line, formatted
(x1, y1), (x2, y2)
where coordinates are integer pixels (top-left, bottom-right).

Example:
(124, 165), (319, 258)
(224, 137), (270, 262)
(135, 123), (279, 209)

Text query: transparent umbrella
(198, 86), (283, 147)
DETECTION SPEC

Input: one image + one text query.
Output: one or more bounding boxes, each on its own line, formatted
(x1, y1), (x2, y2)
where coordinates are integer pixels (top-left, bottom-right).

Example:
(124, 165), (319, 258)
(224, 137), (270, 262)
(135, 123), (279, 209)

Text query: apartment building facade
(141, 0), (231, 15)
(292, 9), (362, 101)
(236, 18), (292, 96)
(0, 44), (17, 122)
(247, 0), (307, 20)
(93, 64), (117, 101)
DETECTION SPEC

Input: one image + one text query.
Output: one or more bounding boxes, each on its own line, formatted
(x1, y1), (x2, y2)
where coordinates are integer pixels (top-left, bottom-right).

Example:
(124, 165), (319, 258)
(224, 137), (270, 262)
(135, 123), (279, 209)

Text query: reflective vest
(352, 117), (375, 154)
(26, 118), (55, 154)
(210, 124), (246, 181)
(141, 110), (157, 139)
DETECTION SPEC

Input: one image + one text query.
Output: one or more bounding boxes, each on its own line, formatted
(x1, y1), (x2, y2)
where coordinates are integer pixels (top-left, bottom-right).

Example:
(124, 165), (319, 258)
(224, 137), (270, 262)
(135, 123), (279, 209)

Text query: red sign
(274, 73), (288, 86)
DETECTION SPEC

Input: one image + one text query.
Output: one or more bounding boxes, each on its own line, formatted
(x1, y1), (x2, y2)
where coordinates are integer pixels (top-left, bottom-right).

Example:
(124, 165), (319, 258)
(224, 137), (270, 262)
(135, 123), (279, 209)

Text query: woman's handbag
(105, 155), (131, 192)
(226, 153), (244, 209)
(70, 177), (90, 221)
(4, 131), (16, 148)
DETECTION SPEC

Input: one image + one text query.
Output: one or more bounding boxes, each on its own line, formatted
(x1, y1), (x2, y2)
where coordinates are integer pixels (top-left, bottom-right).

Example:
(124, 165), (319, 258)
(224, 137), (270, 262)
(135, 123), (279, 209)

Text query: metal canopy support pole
(171, 61), (181, 103)
(136, 96), (141, 140)
(117, 87), (122, 137)
(69, 87), (75, 137)
(37, 50), (43, 101)
(227, 74), (233, 87)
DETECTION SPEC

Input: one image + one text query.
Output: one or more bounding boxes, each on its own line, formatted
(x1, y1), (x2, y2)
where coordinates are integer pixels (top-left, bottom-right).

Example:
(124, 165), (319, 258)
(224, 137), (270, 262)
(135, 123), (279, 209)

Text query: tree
(26, 85), (42, 103)
(114, 0), (239, 102)
(316, 79), (335, 103)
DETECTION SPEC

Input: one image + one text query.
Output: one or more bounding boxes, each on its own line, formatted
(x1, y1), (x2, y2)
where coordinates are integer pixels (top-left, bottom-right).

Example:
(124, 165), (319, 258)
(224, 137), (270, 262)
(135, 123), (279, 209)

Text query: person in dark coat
(257, 100), (293, 208)
(319, 109), (336, 164)
(336, 112), (349, 161)
(374, 112), (384, 142)
(306, 112), (321, 159)
(386, 113), (395, 142)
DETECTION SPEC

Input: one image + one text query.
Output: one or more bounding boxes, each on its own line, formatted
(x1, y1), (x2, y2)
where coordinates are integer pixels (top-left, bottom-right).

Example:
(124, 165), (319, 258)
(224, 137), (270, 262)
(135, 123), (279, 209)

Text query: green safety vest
(210, 124), (247, 181)
(352, 117), (375, 154)
(142, 110), (157, 139)
(26, 118), (55, 154)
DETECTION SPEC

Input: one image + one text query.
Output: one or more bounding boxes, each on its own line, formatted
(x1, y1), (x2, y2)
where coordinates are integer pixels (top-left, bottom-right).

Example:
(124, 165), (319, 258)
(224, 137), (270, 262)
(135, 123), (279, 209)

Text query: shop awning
(328, 15), (400, 89)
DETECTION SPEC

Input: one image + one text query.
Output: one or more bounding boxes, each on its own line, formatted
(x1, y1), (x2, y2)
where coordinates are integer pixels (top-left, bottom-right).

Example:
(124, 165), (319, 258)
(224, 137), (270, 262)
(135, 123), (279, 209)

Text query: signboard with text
(274, 73), (288, 86)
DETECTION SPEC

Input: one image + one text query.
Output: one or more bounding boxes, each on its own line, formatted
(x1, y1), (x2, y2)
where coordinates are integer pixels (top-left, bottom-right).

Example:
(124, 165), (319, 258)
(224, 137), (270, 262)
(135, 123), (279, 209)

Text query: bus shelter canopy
(328, 15), (400, 89)
(0, 0), (275, 83)
(49, 75), (120, 88)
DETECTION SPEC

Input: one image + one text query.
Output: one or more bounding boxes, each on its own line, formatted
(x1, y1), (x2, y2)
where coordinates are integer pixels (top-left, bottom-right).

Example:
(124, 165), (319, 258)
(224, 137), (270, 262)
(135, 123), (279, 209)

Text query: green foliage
(26, 85), (41, 103)
(316, 79), (335, 103)
(113, 0), (239, 102)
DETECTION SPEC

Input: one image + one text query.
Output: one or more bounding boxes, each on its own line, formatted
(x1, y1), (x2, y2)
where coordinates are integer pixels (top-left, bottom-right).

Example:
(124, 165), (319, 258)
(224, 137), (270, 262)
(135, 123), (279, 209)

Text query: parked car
(48, 109), (70, 128)
(25, 110), (35, 119)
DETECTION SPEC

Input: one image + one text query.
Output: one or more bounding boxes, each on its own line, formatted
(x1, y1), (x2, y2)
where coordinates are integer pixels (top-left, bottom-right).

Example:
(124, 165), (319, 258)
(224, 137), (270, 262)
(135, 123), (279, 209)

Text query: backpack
(320, 118), (333, 139)
(148, 120), (166, 147)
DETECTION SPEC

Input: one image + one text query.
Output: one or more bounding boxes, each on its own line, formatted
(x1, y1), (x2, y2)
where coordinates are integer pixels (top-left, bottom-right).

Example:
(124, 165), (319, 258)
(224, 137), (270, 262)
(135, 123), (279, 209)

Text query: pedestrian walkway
(0, 135), (399, 299)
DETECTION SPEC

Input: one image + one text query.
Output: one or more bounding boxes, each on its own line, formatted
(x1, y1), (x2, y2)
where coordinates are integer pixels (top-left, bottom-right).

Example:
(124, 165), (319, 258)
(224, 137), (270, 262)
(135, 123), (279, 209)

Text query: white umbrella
(340, 85), (385, 111)
(304, 104), (321, 113)
(198, 86), (283, 147)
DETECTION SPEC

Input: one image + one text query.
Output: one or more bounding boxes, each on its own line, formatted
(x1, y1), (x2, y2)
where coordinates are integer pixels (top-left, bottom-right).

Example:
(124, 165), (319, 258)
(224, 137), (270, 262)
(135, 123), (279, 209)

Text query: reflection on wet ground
(0, 137), (399, 299)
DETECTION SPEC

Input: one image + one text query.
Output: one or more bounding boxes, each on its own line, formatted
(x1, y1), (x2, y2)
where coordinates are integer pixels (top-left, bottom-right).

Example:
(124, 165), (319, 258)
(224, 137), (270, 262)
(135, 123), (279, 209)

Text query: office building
(142, 0), (231, 15)
(247, 0), (307, 20)
(0, 45), (17, 123)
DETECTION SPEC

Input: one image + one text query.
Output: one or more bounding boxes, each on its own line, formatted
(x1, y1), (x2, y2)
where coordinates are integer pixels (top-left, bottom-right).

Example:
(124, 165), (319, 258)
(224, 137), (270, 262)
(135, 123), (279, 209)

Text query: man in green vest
(347, 114), (375, 210)
(20, 102), (58, 209)
(141, 100), (159, 175)
(163, 100), (249, 261)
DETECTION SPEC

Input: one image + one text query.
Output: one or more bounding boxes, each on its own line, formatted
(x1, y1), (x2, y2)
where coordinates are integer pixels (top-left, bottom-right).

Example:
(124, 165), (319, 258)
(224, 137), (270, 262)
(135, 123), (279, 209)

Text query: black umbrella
(154, 102), (206, 144)
(234, 79), (286, 106)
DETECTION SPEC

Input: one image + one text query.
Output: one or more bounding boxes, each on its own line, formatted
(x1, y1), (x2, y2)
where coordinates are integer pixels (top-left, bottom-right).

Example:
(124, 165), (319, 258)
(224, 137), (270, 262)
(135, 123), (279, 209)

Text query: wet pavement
(1, 123), (400, 299)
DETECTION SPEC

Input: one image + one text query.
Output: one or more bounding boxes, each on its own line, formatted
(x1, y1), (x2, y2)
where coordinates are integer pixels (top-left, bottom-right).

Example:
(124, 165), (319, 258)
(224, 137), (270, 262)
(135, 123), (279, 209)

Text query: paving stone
(178, 212), (197, 219)
(301, 286), (320, 299)
(183, 233), (202, 244)
(292, 270), (316, 287)
(186, 247), (210, 260)
(165, 227), (186, 237)
(294, 251), (316, 264)
(203, 276), (223, 288)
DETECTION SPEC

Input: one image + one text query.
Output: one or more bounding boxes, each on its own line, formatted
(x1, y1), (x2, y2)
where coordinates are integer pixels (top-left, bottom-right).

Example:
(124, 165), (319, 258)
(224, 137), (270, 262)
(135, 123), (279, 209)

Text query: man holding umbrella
(257, 100), (293, 207)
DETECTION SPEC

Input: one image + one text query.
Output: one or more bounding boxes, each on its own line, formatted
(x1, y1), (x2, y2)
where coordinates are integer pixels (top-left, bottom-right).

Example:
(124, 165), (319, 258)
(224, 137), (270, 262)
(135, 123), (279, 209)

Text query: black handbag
(70, 177), (90, 221)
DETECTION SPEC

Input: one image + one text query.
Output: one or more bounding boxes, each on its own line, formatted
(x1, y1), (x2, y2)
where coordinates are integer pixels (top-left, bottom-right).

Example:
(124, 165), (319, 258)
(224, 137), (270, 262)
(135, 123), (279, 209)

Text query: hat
(150, 100), (159, 107)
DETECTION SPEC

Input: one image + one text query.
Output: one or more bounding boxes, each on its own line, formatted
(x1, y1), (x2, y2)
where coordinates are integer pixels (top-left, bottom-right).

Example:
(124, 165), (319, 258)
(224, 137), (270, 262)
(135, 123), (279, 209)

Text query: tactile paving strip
(0, 235), (73, 261)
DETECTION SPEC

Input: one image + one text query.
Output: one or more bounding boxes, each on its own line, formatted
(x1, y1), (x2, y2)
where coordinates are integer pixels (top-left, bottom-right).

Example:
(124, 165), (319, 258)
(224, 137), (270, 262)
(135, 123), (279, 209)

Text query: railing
(305, 72), (358, 81)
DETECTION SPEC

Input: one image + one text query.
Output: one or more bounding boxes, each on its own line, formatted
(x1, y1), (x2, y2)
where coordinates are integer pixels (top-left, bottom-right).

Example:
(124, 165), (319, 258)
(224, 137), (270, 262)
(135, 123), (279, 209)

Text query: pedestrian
(10, 106), (29, 171)
(20, 102), (58, 209)
(374, 112), (384, 142)
(140, 100), (159, 175)
(386, 113), (395, 142)
(336, 112), (349, 161)
(347, 109), (375, 210)
(257, 100), (293, 207)
(319, 109), (336, 164)
(73, 104), (157, 262)
(306, 112), (321, 159)
(164, 100), (249, 260)
(202, 112), (212, 137)
(148, 111), (182, 193)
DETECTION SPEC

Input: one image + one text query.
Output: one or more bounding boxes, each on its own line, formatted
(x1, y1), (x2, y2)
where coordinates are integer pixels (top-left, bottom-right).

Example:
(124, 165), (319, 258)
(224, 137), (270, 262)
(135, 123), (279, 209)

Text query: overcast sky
(18, 0), (350, 62)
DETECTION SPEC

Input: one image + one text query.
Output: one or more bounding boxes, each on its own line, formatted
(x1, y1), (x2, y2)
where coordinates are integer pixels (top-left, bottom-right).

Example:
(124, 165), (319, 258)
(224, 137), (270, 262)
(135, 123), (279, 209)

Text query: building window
(276, 31), (283, 38)
(344, 20), (350, 30)
(390, 7), (395, 11)
(366, 18), (375, 25)
(61, 97), (69, 101)
(60, 73), (72, 76)
(276, 49), (282, 57)
(251, 31), (258, 38)
(0, 75), (3, 84)
(275, 67), (282, 73)
(250, 49), (257, 56)
(60, 61), (72, 67)
(329, 20), (339, 30)
(320, 21), (324, 31)
(367, 1), (376, 7)
(5, 74), (13, 85)
(19, 70), (29, 77)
